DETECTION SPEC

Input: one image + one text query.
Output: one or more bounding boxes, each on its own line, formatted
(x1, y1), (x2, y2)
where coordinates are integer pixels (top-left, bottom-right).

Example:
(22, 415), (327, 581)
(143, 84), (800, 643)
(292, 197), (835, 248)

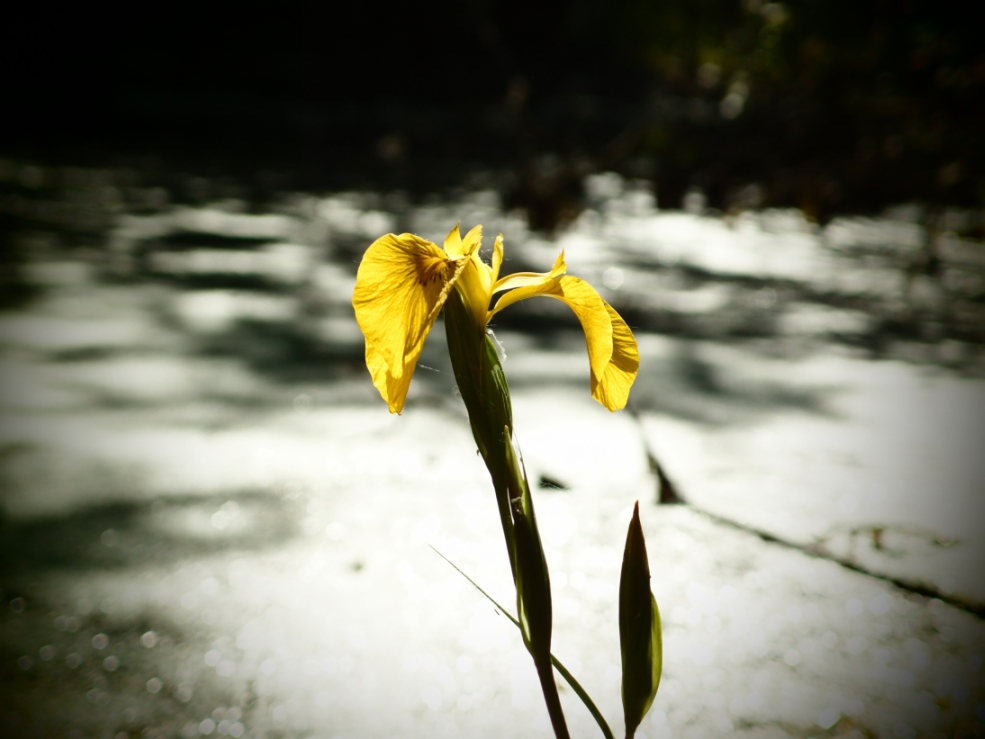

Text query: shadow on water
(189, 322), (367, 384)
(0, 496), (279, 739)
(503, 352), (834, 427)
(0, 491), (301, 575)
(488, 317), (836, 425)
(667, 342), (830, 414)
(0, 595), (253, 739)
(0, 156), (980, 430)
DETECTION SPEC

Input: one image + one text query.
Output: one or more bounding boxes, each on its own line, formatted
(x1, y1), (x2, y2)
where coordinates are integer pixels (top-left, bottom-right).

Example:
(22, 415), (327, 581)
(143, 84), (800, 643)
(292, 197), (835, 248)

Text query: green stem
(550, 656), (615, 739)
(443, 290), (571, 739)
(536, 657), (571, 739)
(443, 289), (517, 579)
(495, 482), (517, 581)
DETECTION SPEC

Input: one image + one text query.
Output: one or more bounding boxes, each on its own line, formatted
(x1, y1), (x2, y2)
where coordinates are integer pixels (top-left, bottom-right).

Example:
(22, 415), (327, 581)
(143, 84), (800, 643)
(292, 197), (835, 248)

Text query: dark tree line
(3, 0), (981, 223)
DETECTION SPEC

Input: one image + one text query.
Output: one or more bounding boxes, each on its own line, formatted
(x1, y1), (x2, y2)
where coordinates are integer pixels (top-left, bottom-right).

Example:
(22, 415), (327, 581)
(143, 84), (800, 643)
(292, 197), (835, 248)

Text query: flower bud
(619, 501), (662, 738)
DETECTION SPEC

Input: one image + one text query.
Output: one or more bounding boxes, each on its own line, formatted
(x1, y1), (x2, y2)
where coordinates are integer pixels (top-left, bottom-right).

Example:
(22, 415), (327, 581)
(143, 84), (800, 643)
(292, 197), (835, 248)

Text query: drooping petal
(591, 302), (639, 411)
(365, 342), (419, 414)
(353, 232), (460, 413)
(490, 274), (613, 382)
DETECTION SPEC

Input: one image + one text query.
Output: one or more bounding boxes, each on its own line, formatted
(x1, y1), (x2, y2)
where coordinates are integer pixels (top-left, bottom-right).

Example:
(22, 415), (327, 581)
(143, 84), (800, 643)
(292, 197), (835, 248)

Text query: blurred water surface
(1, 161), (984, 738)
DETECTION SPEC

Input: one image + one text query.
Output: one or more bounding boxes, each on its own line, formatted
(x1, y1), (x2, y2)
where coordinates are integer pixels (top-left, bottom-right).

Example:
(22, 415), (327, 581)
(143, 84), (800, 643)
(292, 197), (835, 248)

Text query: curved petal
(490, 274), (613, 381)
(365, 342), (418, 414)
(461, 224), (483, 256)
(353, 232), (458, 413)
(492, 251), (566, 294)
(591, 302), (639, 411)
(445, 222), (485, 259)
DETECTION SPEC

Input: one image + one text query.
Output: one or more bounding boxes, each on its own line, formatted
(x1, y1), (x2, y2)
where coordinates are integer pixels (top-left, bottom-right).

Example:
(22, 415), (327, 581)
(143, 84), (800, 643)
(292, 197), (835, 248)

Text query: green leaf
(649, 592), (663, 707)
(619, 501), (662, 738)
(430, 546), (615, 739)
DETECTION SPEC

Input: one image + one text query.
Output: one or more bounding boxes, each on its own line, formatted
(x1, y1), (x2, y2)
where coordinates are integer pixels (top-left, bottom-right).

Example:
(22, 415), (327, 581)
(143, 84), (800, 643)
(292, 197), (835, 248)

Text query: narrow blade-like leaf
(430, 546), (615, 739)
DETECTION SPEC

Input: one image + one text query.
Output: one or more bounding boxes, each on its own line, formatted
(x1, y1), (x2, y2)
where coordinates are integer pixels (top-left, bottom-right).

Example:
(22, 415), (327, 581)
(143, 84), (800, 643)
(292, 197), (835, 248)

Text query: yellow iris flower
(353, 223), (639, 414)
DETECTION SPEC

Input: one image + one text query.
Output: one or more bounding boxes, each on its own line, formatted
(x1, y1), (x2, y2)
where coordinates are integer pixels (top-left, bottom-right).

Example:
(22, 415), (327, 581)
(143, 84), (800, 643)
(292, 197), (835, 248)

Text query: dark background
(3, 0), (983, 225)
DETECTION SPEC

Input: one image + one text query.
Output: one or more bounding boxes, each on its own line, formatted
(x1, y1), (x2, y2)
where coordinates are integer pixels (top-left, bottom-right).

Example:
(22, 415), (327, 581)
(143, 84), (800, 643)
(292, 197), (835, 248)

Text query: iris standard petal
(443, 223), (465, 257)
(442, 224), (493, 330)
(490, 274), (613, 381)
(462, 224), (483, 256)
(468, 228), (494, 302)
(455, 256), (494, 331)
(591, 302), (639, 411)
(491, 234), (504, 284)
(353, 232), (460, 413)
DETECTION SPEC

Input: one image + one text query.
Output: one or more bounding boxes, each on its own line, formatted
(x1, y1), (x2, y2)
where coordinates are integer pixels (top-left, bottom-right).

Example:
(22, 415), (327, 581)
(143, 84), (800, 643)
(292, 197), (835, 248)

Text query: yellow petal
(445, 222), (484, 260)
(491, 251), (567, 294)
(549, 251), (567, 278)
(490, 274), (613, 381)
(443, 223), (464, 257)
(353, 232), (458, 413)
(467, 226), (493, 301)
(441, 225), (493, 330)
(456, 260), (494, 331)
(365, 342), (418, 414)
(462, 224), (483, 256)
(491, 234), (504, 284)
(591, 302), (639, 411)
